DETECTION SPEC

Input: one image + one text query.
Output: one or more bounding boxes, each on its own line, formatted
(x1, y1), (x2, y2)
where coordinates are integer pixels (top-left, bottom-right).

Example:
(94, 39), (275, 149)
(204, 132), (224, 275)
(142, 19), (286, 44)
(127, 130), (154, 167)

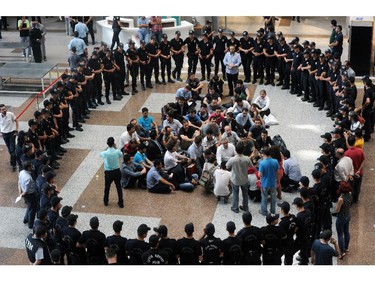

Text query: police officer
(81, 59), (97, 109)
(263, 34), (277, 86)
(213, 28), (228, 81)
(239, 31), (254, 83)
(170, 30), (185, 82)
(145, 36), (161, 85)
(184, 30), (199, 75)
(227, 31), (240, 52)
(88, 51), (104, 105)
(277, 201), (297, 265)
(290, 44), (303, 95)
(282, 40), (294, 90)
(74, 63), (90, 120)
(300, 50), (312, 102)
(102, 51), (117, 104)
(126, 41), (140, 94)
(159, 33), (175, 85)
(198, 32), (214, 81)
(66, 74), (83, 131)
(315, 53), (329, 110)
(137, 40), (150, 91)
(25, 225), (53, 265)
(114, 43), (130, 96)
(111, 16), (122, 51)
(274, 36), (289, 87)
(251, 30), (266, 85)
(329, 25), (344, 60)
(309, 49), (320, 105)
(325, 62), (340, 117)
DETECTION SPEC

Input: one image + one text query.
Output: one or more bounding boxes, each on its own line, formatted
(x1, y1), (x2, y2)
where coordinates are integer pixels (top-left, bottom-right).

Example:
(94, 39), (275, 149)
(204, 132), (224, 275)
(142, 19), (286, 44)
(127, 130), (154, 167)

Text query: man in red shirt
(344, 134), (365, 203)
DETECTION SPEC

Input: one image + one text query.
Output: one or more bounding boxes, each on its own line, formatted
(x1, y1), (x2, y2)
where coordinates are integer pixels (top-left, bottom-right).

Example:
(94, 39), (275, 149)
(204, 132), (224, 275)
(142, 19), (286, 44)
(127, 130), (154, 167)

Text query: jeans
(336, 216), (351, 252)
(20, 36), (31, 56)
(2, 131), (16, 167)
(23, 192), (38, 229)
(232, 182), (249, 211)
(179, 182), (195, 191)
(261, 187), (276, 215)
(138, 32), (150, 44)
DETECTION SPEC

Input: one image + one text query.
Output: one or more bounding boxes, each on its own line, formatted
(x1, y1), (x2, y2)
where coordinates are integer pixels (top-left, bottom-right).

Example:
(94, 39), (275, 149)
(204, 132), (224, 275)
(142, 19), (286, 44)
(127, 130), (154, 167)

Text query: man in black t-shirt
(170, 31), (185, 82)
(213, 28), (228, 80)
(184, 30), (199, 75)
(198, 32), (214, 82)
(221, 221), (243, 265)
(277, 201), (297, 265)
(125, 223), (151, 265)
(106, 220), (128, 265)
(159, 34), (175, 85)
(154, 225), (178, 265)
(142, 234), (169, 264)
(199, 223), (222, 265)
(176, 223), (203, 264)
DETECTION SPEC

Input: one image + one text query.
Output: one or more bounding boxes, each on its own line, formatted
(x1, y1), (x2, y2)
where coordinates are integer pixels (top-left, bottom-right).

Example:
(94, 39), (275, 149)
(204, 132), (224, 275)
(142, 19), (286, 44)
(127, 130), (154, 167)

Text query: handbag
(199, 170), (210, 187)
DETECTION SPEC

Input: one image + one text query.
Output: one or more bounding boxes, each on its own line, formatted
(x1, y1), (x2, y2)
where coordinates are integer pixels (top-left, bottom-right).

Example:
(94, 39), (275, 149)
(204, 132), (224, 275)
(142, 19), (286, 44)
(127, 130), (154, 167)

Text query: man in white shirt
(221, 125), (241, 145)
(333, 148), (354, 201)
(0, 104), (19, 170)
(162, 112), (182, 135)
(119, 123), (140, 149)
(253, 89), (271, 117)
(216, 137), (236, 165)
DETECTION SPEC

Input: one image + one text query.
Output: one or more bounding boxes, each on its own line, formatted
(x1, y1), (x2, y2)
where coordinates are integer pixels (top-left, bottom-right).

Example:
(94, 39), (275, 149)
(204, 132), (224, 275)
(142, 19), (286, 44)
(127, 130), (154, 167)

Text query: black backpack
(272, 134), (287, 152)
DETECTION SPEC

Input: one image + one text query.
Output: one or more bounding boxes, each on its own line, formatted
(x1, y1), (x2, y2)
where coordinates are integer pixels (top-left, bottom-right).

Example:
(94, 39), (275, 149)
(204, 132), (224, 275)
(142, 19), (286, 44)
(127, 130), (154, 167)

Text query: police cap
(188, 30), (194, 35)
(162, 33), (168, 39)
(242, 31), (248, 36)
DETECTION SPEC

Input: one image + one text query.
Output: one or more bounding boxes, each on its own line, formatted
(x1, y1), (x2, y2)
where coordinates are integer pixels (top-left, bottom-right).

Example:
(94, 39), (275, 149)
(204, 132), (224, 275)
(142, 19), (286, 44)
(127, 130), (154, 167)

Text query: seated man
(137, 107), (158, 138)
(252, 89), (271, 117)
(174, 98), (190, 122)
(216, 137), (236, 165)
(230, 96), (251, 117)
(256, 129), (274, 150)
(121, 153), (147, 189)
(208, 107), (225, 125)
(186, 72), (204, 100)
(146, 159), (175, 194)
(133, 142), (153, 170)
(207, 97), (225, 114)
(146, 130), (165, 161)
(162, 111), (183, 136)
(176, 85), (193, 101)
(208, 75), (224, 97)
(119, 123), (140, 149)
(220, 112), (243, 136)
(202, 128), (219, 155)
(197, 103), (209, 123)
(185, 108), (202, 128)
(280, 149), (302, 191)
(234, 79), (252, 102)
(178, 119), (200, 151)
(187, 135), (204, 176)
(236, 108), (254, 133)
(201, 115), (221, 140)
(203, 86), (222, 107)
(130, 118), (150, 143)
(248, 116), (266, 142)
(221, 125), (241, 146)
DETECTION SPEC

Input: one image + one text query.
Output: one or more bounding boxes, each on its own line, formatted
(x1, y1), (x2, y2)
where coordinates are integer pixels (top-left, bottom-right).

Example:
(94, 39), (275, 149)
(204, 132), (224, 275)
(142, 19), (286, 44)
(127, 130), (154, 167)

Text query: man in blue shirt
(99, 137), (124, 208)
(137, 107), (158, 137)
(258, 147), (279, 215)
(133, 142), (153, 170)
(175, 85), (192, 101)
(68, 31), (87, 57)
(74, 17), (89, 45)
(147, 159), (175, 194)
(223, 45), (241, 96)
(137, 16), (150, 44)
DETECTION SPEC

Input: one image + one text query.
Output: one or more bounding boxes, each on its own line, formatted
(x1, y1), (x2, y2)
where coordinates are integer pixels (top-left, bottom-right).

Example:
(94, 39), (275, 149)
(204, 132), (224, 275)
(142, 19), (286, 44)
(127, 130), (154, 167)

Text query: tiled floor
(0, 17), (374, 272)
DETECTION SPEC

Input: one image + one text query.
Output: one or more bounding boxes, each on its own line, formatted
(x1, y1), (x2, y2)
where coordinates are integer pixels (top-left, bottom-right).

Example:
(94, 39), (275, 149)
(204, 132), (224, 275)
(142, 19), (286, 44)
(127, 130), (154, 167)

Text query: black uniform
(316, 58), (329, 109)
(300, 54), (312, 100)
(278, 214), (297, 265)
(264, 40), (277, 85)
(200, 235), (223, 265)
(293, 209), (312, 265)
(170, 36), (184, 80)
(239, 36), (254, 82)
(237, 226), (262, 265)
(145, 41), (160, 83)
(126, 47), (139, 92)
(276, 42), (289, 87)
(159, 39), (173, 83)
(221, 236), (243, 265)
(227, 37), (240, 52)
(25, 233), (53, 265)
(125, 239), (150, 265)
(142, 248), (169, 265)
(78, 229), (107, 265)
(158, 237), (178, 265)
(184, 35), (199, 75)
(213, 34), (228, 79)
(309, 55), (320, 103)
(260, 224), (286, 265)
(102, 54), (117, 102)
(291, 48), (303, 95)
(252, 37), (266, 84)
(111, 16), (121, 50)
(113, 48), (127, 95)
(176, 237), (202, 265)
(106, 234), (128, 265)
(83, 16), (95, 45)
(29, 25), (42, 63)
(198, 38), (214, 81)
(88, 55), (103, 104)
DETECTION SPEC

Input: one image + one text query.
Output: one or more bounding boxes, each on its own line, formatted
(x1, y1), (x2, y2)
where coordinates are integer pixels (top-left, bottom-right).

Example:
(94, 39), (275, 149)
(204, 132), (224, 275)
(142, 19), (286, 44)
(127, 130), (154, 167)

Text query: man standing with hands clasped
(100, 137), (124, 208)
(223, 45), (241, 97)
(0, 104), (19, 171)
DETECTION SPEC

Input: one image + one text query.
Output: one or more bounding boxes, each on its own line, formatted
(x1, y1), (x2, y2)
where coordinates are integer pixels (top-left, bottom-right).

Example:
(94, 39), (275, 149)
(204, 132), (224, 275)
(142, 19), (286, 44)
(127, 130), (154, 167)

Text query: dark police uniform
(159, 36), (174, 84)
(102, 53), (117, 103)
(293, 209), (312, 265)
(213, 31), (228, 80)
(198, 36), (214, 81)
(111, 16), (121, 51)
(263, 37), (277, 85)
(82, 64), (96, 109)
(239, 32), (254, 83)
(137, 43), (150, 89)
(113, 47), (128, 96)
(29, 24), (42, 63)
(200, 235), (222, 265)
(275, 39), (289, 87)
(75, 69), (88, 117)
(221, 235), (243, 265)
(326, 64), (340, 116)
(291, 46), (303, 95)
(260, 224), (286, 265)
(126, 45), (140, 93)
(158, 237), (178, 265)
(145, 39), (161, 84)
(176, 237), (202, 265)
(309, 51), (320, 104)
(184, 31), (199, 75)
(278, 214), (297, 265)
(125, 238), (150, 265)
(66, 78), (81, 129)
(300, 51), (312, 101)
(25, 233), (53, 265)
(88, 54), (104, 104)
(237, 226), (262, 265)
(316, 56), (329, 110)
(170, 32), (184, 81)
(252, 34), (266, 84)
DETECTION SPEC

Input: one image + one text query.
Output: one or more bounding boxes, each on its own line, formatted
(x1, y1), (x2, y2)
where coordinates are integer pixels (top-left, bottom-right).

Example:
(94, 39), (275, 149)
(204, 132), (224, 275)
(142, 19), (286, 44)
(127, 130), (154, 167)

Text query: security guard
(300, 50), (311, 102)
(263, 34), (277, 86)
(170, 30), (185, 82)
(184, 30), (199, 75)
(251, 30), (266, 85)
(25, 225), (53, 265)
(145, 36), (161, 85)
(309, 49), (320, 105)
(159, 33), (175, 85)
(137, 39), (150, 90)
(102, 51), (117, 104)
(198, 32), (214, 81)
(88, 51), (104, 105)
(213, 28), (228, 80)
(274, 36), (288, 87)
(203, 19), (214, 43)
(126, 41), (140, 94)
(227, 31), (240, 52)
(113, 43), (129, 96)
(239, 31), (254, 83)
(282, 40), (294, 90)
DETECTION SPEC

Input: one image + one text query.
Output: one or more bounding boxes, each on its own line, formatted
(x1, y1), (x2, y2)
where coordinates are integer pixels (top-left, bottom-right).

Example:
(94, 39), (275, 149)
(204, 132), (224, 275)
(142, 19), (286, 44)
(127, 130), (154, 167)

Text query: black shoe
(156, 80), (162, 85)
(296, 93), (303, 97)
(276, 82), (283, 86)
(104, 201), (108, 206)
(252, 80), (257, 84)
(271, 82), (275, 86)
(122, 91), (130, 95)
(307, 99), (315, 103)
(239, 205), (249, 211)
(326, 113), (333, 117)
(168, 79), (175, 83)
(58, 147), (67, 153)
(223, 76), (227, 81)
(313, 102), (320, 107)
(97, 100), (104, 105)
(113, 95), (121, 100)
(162, 80), (166, 85)
(68, 126), (74, 131)
(301, 98), (308, 102)
(75, 127), (83, 132)
(289, 90), (295, 94)
(244, 79), (250, 83)
(118, 202), (124, 208)
(332, 212), (337, 217)
(133, 89), (138, 93)
(200, 77), (205, 81)
(88, 104), (96, 109)
(281, 85), (290, 90)
(106, 98), (111, 104)
(83, 115), (90, 119)
(131, 91), (136, 95)
(146, 83), (153, 88)
(53, 155), (63, 160)
(318, 107), (324, 111)
(92, 101), (98, 106)
(60, 138), (68, 144)
(265, 81), (270, 85)
(231, 207), (239, 213)
(124, 83), (129, 87)
(172, 71), (176, 79)
(259, 79), (264, 85)
(66, 133), (75, 138)
(78, 119), (86, 123)
(141, 85), (146, 91)
(177, 77), (182, 82)
(323, 106), (330, 110)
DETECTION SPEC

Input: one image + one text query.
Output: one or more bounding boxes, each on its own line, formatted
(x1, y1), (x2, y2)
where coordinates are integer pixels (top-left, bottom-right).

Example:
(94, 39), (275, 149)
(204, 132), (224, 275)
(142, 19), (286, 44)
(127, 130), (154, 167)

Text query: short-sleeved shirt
(99, 147), (122, 171)
(133, 151), (147, 165)
(184, 36), (199, 55)
(311, 239), (338, 265)
(138, 115), (155, 131)
(146, 166), (161, 188)
(258, 157), (279, 188)
(226, 154), (252, 186)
